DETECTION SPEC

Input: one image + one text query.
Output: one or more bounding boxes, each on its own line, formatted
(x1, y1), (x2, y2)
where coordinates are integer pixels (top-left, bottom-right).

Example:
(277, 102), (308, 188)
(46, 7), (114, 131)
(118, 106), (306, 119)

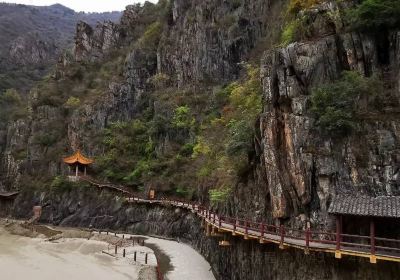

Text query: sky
(1, 0), (156, 12)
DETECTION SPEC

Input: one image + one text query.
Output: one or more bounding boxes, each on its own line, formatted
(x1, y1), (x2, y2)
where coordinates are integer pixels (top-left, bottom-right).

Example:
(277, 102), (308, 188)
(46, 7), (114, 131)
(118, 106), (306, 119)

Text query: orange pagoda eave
(63, 150), (93, 178)
(63, 150), (94, 165)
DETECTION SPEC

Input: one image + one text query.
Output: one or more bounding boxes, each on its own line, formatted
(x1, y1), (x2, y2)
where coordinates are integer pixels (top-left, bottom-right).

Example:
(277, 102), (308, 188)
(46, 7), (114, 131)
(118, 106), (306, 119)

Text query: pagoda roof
(329, 194), (400, 218)
(63, 150), (94, 165)
(0, 191), (19, 198)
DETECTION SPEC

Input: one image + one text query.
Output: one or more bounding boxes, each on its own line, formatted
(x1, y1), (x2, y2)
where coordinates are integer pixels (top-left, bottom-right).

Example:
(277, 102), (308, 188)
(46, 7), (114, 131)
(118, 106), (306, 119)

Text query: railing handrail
(82, 178), (400, 258)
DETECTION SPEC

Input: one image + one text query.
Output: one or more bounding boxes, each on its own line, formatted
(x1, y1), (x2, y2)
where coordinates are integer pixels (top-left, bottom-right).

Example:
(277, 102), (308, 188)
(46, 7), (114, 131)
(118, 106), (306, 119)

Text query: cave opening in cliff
(376, 30), (390, 66)
(0, 192), (18, 216)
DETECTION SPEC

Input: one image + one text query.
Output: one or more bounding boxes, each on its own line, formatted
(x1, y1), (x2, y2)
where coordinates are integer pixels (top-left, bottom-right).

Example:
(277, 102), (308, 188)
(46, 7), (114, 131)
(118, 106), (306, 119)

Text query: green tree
(347, 0), (400, 31)
(311, 71), (383, 136)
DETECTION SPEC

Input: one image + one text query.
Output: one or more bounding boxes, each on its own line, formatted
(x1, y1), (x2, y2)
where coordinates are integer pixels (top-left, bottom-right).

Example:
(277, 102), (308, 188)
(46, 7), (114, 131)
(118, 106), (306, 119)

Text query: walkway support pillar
(279, 225), (285, 249)
(305, 228), (310, 255)
(206, 222), (211, 236)
(370, 219), (377, 264)
(335, 215), (342, 259)
(244, 220), (249, 240)
(259, 223), (265, 244)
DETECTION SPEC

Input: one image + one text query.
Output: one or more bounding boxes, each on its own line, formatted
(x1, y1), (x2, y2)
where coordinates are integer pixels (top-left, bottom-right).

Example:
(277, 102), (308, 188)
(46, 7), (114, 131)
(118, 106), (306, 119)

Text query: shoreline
(0, 224), (155, 280)
(0, 219), (216, 280)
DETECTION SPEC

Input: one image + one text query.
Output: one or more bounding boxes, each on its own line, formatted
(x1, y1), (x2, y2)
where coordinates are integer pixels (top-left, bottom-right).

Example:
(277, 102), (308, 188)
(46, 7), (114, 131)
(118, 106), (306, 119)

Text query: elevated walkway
(81, 178), (400, 264)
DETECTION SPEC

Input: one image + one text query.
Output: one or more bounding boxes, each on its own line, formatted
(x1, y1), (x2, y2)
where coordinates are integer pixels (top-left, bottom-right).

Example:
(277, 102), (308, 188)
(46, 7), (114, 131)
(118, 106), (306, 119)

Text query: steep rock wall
(259, 31), (400, 228)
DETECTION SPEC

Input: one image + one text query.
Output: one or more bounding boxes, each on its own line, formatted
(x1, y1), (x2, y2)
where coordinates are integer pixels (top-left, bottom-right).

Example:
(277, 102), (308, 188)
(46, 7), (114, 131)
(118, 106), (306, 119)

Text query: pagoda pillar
(75, 165), (78, 177)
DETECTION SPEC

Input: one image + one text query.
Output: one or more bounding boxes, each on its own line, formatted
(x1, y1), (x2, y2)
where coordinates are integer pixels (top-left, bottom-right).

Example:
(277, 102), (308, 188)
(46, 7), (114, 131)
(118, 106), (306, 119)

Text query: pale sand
(112, 234), (216, 280)
(145, 237), (216, 280)
(0, 222), (215, 280)
(0, 227), (143, 280)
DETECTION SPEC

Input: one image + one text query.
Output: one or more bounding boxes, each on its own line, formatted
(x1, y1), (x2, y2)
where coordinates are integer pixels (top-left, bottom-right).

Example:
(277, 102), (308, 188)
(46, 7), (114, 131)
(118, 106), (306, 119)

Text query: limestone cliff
(1, 0), (400, 279)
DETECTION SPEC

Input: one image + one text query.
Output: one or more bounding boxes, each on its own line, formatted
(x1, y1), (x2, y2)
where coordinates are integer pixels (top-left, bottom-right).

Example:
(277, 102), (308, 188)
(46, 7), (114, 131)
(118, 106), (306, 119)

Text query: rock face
(9, 33), (58, 66)
(259, 32), (400, 227)
(1, 1), (400, 279)
(158, 0), (279, 87)
(74, 21), (124, 62)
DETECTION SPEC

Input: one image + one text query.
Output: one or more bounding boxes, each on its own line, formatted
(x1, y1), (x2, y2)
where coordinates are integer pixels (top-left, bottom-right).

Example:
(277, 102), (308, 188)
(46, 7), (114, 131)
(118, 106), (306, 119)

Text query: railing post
(213, 213), (216, 224)
(279, 225), (285, 249)
(233, 219), (237, 234)
(370, 219), (376, 263)
(259, 223), (265, 244)
(244, 220), (249, 239)
(305, 228), (310, 254)
(335, 215), (342, 259)
(219, 216), (222, 227)
(115, 245), (118, 255)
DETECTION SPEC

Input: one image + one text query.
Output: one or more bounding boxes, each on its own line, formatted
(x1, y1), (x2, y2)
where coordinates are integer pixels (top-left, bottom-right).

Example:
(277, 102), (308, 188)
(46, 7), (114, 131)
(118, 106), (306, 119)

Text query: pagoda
(63, 150), (94, 178)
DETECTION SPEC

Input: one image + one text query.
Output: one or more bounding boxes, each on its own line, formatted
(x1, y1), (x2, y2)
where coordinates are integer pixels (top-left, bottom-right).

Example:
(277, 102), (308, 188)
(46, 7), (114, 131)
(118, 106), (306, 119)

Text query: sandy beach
(0, 226), (144, 280)
(0, 222), (215, 280)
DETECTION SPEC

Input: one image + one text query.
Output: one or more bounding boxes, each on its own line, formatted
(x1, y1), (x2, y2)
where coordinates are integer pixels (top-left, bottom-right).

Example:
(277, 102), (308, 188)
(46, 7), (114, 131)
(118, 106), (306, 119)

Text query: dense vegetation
(311, 71), (383, 136)
(281, 0), (400, 45)
(0, 89), (28, 129)
(92, 64), (261, 201)
(347, 0), (400, 31)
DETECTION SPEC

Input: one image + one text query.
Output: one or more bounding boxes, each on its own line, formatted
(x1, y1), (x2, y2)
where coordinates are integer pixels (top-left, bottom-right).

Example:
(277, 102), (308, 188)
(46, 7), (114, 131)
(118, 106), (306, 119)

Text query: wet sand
(0, 222), (215, 280)
(144, 236), (216, 280)
(0, 227), (142, 280)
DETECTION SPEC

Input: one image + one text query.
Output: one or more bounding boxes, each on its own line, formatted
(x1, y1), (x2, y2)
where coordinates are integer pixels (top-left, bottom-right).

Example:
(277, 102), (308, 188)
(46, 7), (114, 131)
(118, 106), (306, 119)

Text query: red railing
(83, 178), (400, 261)
(177, 202), (400, 259)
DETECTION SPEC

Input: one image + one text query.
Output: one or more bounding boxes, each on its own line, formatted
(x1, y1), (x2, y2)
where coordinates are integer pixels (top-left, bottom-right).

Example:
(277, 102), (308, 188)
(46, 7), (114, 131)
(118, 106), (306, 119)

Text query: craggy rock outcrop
(9, 33), (58, 66)
(74, 21), (124, 62)
(158, 0), (282, 87)
(260, 31), (400, 227)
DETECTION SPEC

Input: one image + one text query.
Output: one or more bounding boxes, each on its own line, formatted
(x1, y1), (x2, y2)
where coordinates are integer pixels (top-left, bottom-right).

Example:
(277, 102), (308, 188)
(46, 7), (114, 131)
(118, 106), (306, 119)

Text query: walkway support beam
(370, 219), (377, 264)
(279, 225), (285, 249)
(335, 215), (342, 259)
(305, 228), (310, 254)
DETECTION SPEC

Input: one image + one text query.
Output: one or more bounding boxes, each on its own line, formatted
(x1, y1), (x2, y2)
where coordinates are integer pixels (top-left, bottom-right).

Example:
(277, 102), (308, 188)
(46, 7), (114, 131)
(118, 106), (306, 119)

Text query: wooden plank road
(81, 177), (400, 264)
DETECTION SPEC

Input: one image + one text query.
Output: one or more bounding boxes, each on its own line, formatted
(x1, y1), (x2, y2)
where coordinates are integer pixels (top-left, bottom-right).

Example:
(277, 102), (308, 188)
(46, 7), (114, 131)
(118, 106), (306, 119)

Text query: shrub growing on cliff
(288, 0), (321, 15)
(138, 21), (162, 51)
(172, 105), (195, 129)
(311, 71), (383, 136)
(209, 187), (231, 205)
(280, 0), (320, 46)
(193, 65), (262, 200)
(0, 88), (27, 123)
(347, 0), (400, 31)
